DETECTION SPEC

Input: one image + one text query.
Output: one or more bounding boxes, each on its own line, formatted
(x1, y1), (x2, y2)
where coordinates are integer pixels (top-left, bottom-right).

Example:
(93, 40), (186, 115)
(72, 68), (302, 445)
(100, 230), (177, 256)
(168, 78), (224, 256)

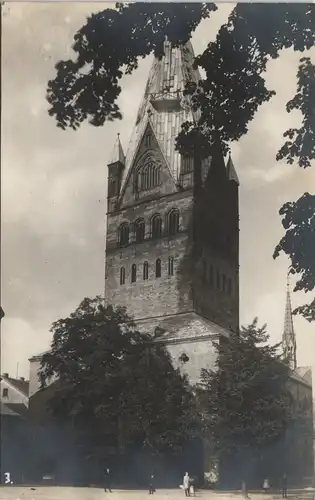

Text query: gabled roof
(1, 376), (29, 397)
(4, 403), (28, 417)
(0, 401), (21, 417)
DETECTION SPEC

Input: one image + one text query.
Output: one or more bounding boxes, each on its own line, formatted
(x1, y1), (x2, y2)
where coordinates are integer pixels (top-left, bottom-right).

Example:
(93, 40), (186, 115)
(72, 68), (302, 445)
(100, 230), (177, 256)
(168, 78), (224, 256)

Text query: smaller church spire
(226, 152), (240, 185)
(108, 133), (125, 166)
(282, 273), (297, 370)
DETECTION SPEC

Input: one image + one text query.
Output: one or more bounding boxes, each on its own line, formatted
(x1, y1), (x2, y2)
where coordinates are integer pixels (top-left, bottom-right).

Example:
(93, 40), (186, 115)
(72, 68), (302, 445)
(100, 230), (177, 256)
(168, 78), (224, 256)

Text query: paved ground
(0, 488), (314, 500)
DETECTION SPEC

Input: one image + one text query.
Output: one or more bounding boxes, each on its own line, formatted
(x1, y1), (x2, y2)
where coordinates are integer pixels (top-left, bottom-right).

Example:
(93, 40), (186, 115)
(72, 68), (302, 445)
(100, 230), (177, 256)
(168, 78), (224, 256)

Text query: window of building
(155, 258), (161, 278)
(135, 219), (145, 243)
(182, 156), (193, 174)
(216, 269), (221, 289)
(222, 274), (226, 293)
(168, 209), (179, 235)
(145, 133), (152, 148)
(139, 161), (160, 191)
(119, 223), (129, 247)
(2, 388), (8, 398)
(228, 278), (232, 295)
(120, 267), (125, 286)
(131, 264), (137, 283)
(108, 178), (118, 198)
(151, 214), (162, 239)
(143, 261), (149, 280)
(168, 257), (174, 276)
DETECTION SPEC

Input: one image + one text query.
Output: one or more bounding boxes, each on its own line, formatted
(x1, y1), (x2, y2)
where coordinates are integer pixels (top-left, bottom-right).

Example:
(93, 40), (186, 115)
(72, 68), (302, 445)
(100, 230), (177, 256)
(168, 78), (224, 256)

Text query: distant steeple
(226, 153), (240, 185)
(282, 273), (297, 370)
(108, 133), (125, 167)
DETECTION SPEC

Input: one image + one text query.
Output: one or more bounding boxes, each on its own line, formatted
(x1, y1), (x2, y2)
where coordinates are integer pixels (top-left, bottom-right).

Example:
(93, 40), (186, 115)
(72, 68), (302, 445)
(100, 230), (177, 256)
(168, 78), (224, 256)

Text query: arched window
(119, 223), (129, 247)
(141, 166), (149, 191)
(139, 161), (160, 191)
(155, 258), (161, 278)
(135, 219), (145, 243)
(143, 261), (149, 280)
(151, 214), (162, 239)
(168, 257), (174, 276)
(131, 264), (137, 283)
(182, 156), (193, 174)
(168, 209), (179, 235)
(120, 267), (125, 286)
(145, 133), (152, 148)
(153, 165), (160, 186)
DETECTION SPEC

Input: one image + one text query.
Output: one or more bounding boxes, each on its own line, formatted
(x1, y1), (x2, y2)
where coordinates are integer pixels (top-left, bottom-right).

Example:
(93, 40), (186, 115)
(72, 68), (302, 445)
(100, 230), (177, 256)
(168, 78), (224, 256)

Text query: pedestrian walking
(242, 480), (250, 499)
(149, 473), (155, 495)
(189, 476), (196, 497)
(263, 478), (270, 494)
(282, 473), (288, 499)
(183, 472), (190, 497)
(104, 468), (112, 493)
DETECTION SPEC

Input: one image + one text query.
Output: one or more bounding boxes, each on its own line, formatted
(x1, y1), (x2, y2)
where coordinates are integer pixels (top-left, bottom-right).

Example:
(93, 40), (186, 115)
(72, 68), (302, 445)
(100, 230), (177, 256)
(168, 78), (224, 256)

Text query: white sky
(1, 3), (314, 386)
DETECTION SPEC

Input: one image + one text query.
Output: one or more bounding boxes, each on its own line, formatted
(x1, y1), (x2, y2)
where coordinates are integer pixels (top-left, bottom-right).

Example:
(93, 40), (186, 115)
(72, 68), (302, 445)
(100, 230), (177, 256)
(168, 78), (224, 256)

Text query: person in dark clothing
(282, 473), (288, 498)
(104, 468), (112, 493)
(149, 473), (155, 494)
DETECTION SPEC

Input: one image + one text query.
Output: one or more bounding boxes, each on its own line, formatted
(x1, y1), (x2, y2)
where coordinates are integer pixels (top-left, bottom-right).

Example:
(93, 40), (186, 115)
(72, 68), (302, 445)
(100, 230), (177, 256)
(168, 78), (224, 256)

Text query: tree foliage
(46, 3), (315, 318)
(273, 192), (315, 322)
(198, 319), (293, 459)
(40, 296), (198, 458)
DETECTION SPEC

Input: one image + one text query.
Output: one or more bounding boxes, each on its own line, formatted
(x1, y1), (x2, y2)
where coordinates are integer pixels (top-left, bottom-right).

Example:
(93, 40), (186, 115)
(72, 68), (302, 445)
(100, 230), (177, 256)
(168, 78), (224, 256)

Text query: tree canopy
(40, 297), (198, 459)
(198, 319), (294, 479)
(46, 3), (315, 319)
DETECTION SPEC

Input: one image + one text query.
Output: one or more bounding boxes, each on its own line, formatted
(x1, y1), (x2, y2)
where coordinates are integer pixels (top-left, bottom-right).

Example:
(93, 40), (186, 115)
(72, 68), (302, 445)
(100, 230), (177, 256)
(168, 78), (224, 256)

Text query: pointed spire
(108, 133), (125, 166)
(122, 41), (201, 185)
(282, 272), (297, 370)
(226, 152), (240, 185)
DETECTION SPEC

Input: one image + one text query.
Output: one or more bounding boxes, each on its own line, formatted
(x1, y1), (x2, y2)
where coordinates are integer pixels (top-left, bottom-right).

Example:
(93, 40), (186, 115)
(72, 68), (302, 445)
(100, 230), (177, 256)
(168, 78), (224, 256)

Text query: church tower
(105, 39), (240, 383)
(282, 274), (297, 370)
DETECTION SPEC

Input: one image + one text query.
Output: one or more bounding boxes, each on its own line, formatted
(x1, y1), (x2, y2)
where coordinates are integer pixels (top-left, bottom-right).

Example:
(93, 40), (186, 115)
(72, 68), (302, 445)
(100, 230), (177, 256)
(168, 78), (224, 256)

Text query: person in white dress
(183, 472), (190, 497)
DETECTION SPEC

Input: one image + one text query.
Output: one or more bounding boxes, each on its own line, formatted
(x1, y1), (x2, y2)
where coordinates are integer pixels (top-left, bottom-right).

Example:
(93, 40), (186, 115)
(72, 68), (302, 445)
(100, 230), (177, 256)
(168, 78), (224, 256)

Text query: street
(0, 488), (314, 500)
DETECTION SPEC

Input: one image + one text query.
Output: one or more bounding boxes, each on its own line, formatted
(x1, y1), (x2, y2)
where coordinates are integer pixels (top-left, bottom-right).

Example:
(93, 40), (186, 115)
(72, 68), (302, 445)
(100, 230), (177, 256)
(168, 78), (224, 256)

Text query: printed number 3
(4, 472), (11, 484)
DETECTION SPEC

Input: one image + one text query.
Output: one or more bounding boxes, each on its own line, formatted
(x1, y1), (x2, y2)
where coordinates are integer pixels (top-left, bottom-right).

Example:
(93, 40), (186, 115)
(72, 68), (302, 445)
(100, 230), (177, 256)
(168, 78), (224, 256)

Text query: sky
(1, 3), (314, 385)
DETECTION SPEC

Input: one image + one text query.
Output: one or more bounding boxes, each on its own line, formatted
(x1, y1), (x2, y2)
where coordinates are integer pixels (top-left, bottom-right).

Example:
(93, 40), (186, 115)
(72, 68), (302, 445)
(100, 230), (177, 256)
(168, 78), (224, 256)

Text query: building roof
(1, 375), (29, 397)
(29, 350), (49, 362)
(282, 274), (297, 369)
(226, 154), (240, 185)
(108, 133), (125, 166)
(0, 401), (21, 417)
(121, 39), (203, 188)
(4, 403), (28, 417)
(290, 367), (312, 389)
(136, 311), (230, 345)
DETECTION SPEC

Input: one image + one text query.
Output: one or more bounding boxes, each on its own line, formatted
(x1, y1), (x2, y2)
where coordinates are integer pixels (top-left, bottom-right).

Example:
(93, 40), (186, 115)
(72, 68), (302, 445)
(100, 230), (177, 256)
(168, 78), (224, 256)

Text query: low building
(0, 373), (29, 407)
(0, 401), (28, 484)
(281, 279), (314, 486)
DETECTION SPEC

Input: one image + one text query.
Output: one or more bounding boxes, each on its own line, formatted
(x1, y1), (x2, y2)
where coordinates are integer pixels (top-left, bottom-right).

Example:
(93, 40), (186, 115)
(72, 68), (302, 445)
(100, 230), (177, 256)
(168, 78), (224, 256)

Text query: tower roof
(108, 133), (125, 166)
(122, 39), (202, 186)
(282, 273), (297, 370)
(226, 153), (240, 185)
